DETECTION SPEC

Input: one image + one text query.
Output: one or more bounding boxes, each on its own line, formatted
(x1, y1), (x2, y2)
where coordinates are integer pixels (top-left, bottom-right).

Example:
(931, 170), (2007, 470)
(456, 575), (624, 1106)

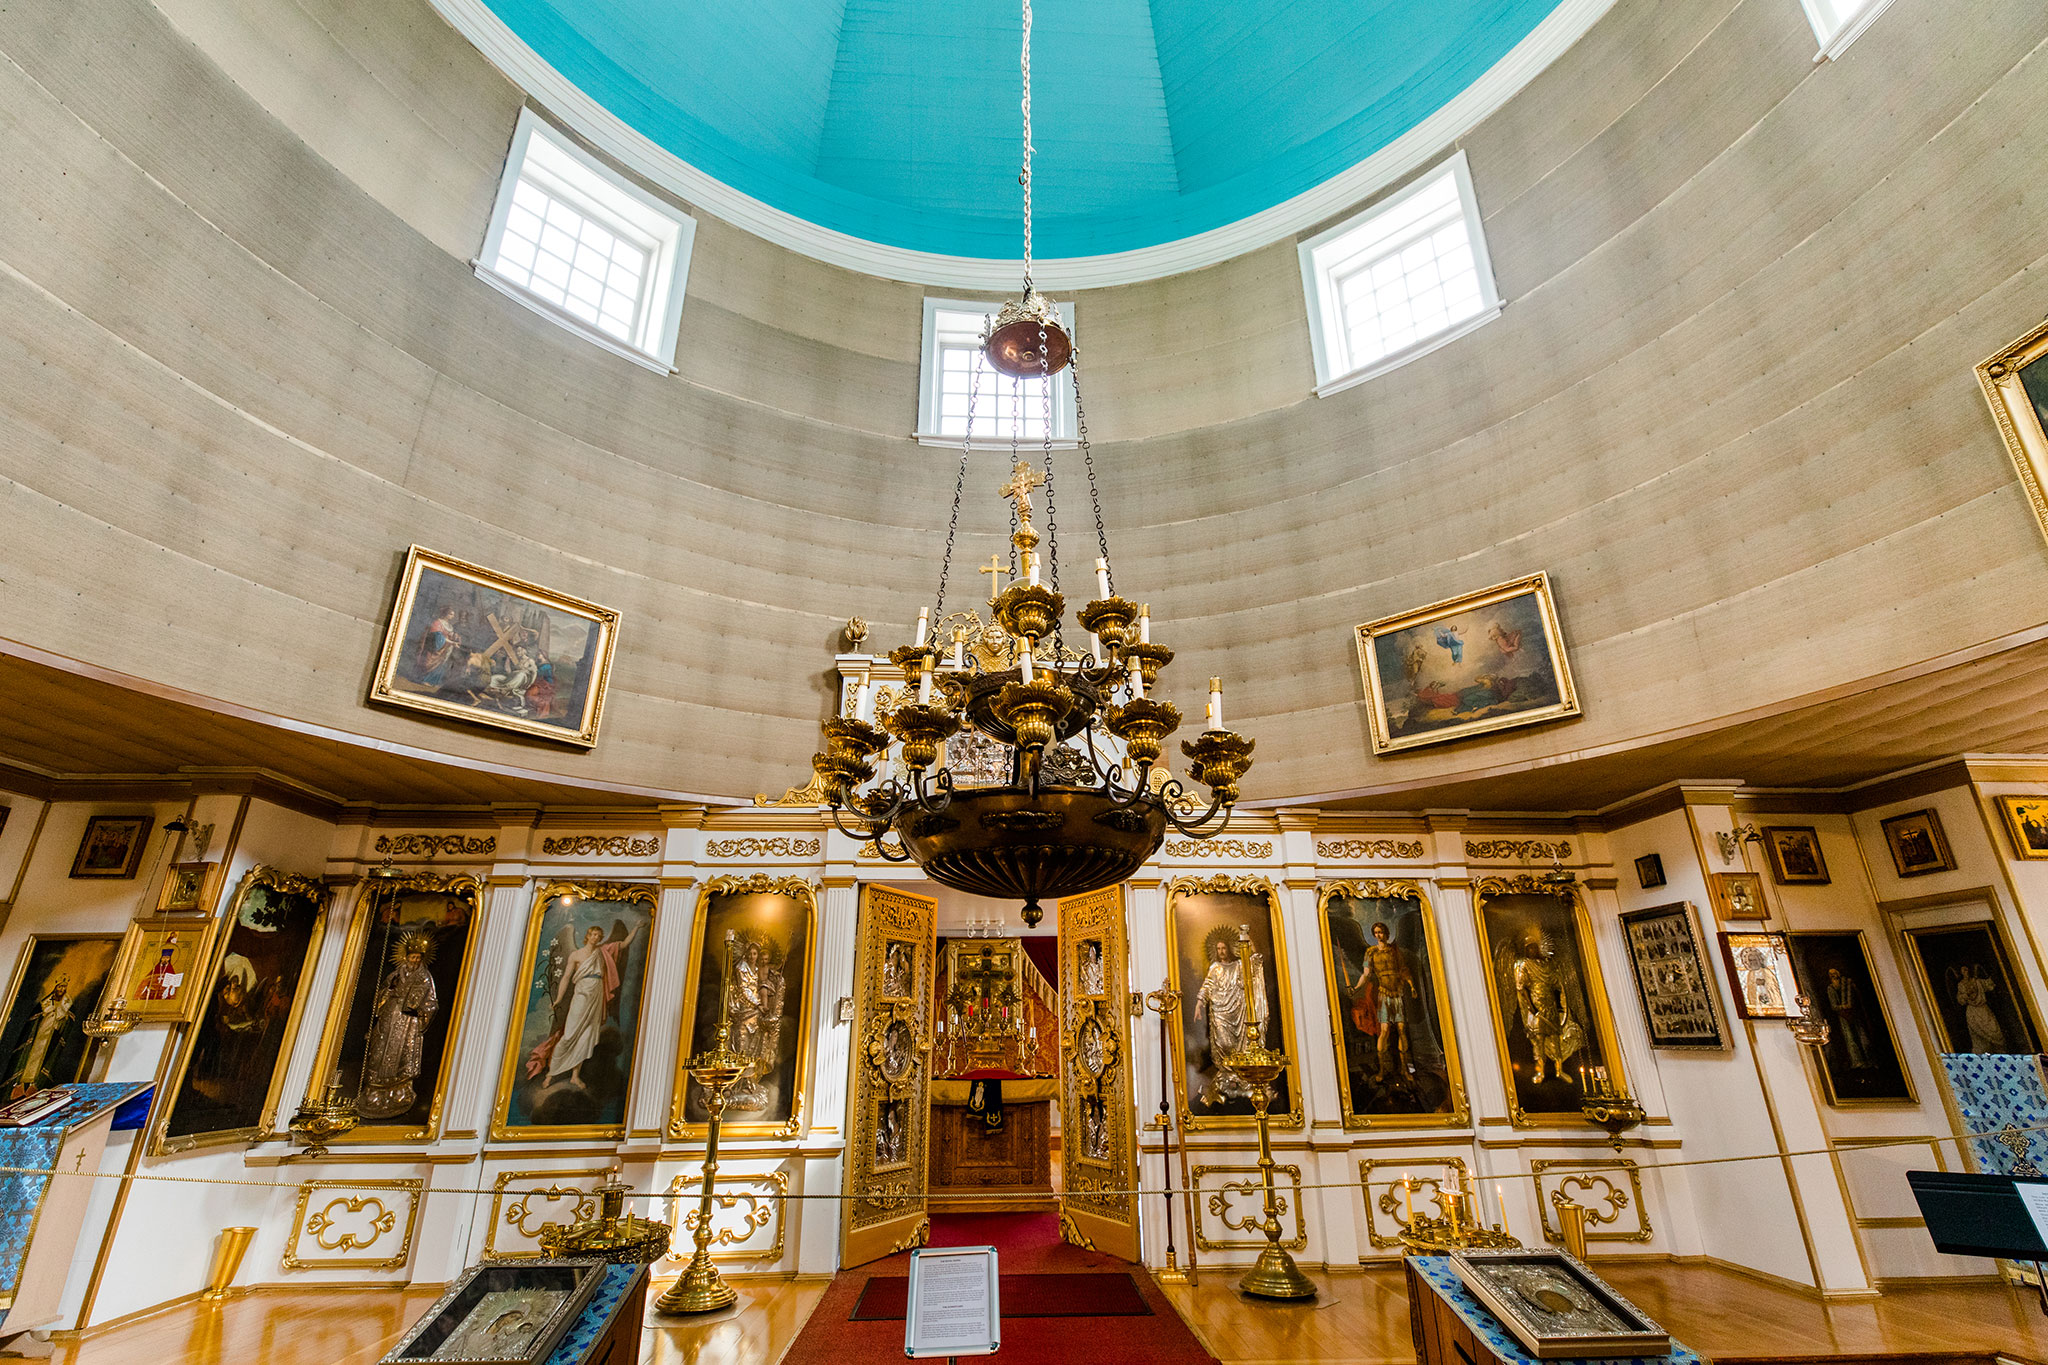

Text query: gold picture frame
(1163, 874), (1304, 1132)
(489, 880), (657, 1142)
(1708, 871), (1766, 922)
(1314, 880), (1468, 1129)
(1881, 809), (1956, 878)
(668, 874), (817, 1141)
(1976, 317), (2048, 550)
(1995, 795), (2048, 860)
(0, 934), (122, 1097)
(69, 816), (153, 879)
(1761, 826), (1829, 885)
(108, 914), (219, 1023)
(370, 545), (621, 748)
(1472, 876), (1629, 1128)
(157, 861), (224, 914)
(1784, 930), (1917, 1108)
(302, 872), (485, 1144)
(1354, 572), (1579, 754)
(1899, 918), (2044, 1056)
(153, 866), (330, 1154)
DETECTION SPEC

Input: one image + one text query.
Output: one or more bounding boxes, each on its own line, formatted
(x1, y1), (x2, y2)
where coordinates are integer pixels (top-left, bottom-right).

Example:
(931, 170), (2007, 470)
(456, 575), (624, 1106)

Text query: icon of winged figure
(1492, 927), (1587, 1084)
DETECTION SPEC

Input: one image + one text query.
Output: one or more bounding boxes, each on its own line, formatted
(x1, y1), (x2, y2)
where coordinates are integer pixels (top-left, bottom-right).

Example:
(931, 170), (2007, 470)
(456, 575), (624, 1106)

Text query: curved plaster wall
(1, 0), (2046, 805)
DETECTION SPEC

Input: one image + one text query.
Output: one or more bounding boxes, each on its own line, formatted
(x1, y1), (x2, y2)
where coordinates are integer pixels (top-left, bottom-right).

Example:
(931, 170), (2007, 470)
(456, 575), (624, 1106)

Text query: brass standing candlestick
(1144, 980), (1194, 1286)
(657, 931), (758, 1316)
(1218, 928), (1315, 1300)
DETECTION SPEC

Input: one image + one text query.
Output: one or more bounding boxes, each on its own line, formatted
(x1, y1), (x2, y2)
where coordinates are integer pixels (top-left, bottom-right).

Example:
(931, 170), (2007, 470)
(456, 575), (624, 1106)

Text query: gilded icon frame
(152, 866), (329, 1154)
(1976, 317), (2048, 551)
(489, 880), (657, 1143)
(0, 933), (122, 1096)
(1708, 871), (1767, 923)
(1717, 931), (1805, 1021)
(302, 872), (485, 1144)
(1880, 808), (1956, 878)
(68, 816), (153, 879)
(156, 860), (224, 914)
(1354, 571), (1579, 755)
(1761, 826), (1830, 885)
(1784, 930), (1917, 1108)
(1471, 876), (1629, 1128)
(668, 874), (818, 1141)
(369, 544), (621, 748)
(1314, 880), (1468, 1129)
(1616, 902), (1726, 1051)
(1163, 874), (1304, 1133)
(1994, 796), (2048, 861)
(107, 914), (219, 1023)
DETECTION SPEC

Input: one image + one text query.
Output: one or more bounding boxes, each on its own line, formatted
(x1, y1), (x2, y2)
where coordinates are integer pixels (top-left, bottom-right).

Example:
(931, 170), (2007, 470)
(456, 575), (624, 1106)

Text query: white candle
(915, 607), (929, 647)
(1089, 632), (1103, 662)
(1020, 641), (1034, 683)
(1138, 605), (1151, 644)
(1027, 552), (1040, 588)
(1128, 656), (1144, 700)
(1207, 677), (1224, 732)
(1095, 557), (1110, 598)
(854, 680), (873, 723)
(917, 669), (934, 704)
(952, 630), (966, 669)
(1495, 1182), (1508, 1231)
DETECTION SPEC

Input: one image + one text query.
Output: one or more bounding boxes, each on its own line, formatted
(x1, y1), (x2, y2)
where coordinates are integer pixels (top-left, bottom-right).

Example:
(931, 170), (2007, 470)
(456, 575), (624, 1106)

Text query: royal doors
(841, 885), (937, 1267)
(1056, 885), (1141, 1260)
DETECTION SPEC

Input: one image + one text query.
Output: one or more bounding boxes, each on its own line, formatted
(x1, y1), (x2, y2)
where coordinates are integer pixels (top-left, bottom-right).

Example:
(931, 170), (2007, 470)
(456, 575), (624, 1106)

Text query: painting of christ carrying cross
(372, 545), (622, 746)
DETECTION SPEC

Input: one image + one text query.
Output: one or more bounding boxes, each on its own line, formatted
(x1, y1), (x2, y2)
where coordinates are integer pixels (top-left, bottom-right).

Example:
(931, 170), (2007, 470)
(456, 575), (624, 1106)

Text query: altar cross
(978, 554), (1008, 604)
(999, 459), (1044, 524)
(1997, 1121), (2043, 1175)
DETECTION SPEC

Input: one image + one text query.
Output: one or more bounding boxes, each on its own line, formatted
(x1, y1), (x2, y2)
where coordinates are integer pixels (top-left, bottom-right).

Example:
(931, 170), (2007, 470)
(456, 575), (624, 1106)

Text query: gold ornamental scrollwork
(281, 1179), (422, 1271)
(1192, 1163), (1308, 1252)
(705, 837), (824, 858)
(373, 834), (496, 857)
(1465, 839), (1572, 861)
(484, 1169), (608, 1259)
(542, 835), (660, 857)
(1358, 1158), (1467, 1251)
(886, 1215), (933, 1255)
(1162, 839), (1274, 860)
(663, 1171), (790, 1262)
(308, 1196), (396, 1252)
(1166, 872), (1276, 898)
(1316, 839), (1425, 859)
(754, 774), (832, 807)
(1533, 1159), (1651, 1244)
(703, 873), (820, 899)
(1056, 1209), (1098, 1251)
(1472, 873), (1582, 902)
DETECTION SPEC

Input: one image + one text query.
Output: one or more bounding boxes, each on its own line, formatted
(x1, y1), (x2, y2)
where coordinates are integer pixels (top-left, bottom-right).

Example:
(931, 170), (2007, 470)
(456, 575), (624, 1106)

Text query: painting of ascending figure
(1355, 572), (1579, 754)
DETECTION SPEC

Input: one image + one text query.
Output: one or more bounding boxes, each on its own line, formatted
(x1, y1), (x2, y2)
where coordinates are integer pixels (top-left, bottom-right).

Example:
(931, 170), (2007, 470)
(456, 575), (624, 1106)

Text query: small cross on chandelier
(803, 0), (1255, 926)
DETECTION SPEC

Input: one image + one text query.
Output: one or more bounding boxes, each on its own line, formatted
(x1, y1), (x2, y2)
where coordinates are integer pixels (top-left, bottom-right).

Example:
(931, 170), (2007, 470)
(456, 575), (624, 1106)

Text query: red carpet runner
(779, 1212), (1221, 1365)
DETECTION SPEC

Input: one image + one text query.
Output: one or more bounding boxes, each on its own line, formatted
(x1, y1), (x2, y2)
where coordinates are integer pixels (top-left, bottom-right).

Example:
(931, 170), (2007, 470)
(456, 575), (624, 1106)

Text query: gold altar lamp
(288, 1076), (359, 1157)
(1218, 928), (1316, 1300)
(539, 1168), (671, 1264)
(1577, 1066), (1645, 1151)
(657, 932), (758, 1316)
(81, 996), (138, 1038)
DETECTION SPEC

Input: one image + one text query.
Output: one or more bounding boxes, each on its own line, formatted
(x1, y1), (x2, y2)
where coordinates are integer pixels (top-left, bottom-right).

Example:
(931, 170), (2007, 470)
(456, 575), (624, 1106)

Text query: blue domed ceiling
(478, 0), (1573, 261)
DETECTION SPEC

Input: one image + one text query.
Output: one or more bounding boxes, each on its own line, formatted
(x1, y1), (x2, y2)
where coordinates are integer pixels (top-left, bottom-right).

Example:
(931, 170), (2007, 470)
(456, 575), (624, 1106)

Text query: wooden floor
(46, 1262), (2048, 1365)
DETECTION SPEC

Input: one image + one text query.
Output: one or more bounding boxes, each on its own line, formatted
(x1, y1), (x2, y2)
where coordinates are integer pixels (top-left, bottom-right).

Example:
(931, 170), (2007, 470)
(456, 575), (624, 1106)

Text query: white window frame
(1298, 149), (1503, 398)
(1798, 0), (1901, 62)
(916, 298), (1079, 448)
(475, 107), (695, 374)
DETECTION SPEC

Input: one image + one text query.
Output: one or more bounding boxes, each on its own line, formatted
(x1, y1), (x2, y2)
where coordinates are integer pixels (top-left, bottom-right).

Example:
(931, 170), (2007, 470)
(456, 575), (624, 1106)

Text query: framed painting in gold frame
(1314, 880), (1466, 1128)
(1995, 795), (2048, 860)
(1472, 876), (1628, 1128)
(668, 874), (817, 1141)
(302, 872), (485, 1144)
(1354, 572), (1579, 755)
(1881, 809), (1956, 878)
(1708, 871), (1766, 923)
(1761, 827), (1829, 885)
(157, 861), (224, 913)
(1977, 318), (2048, 551)
(0, 934), (121, 1099)
(69, 815), (152, 879)
(1900, 919), (2044, 1056)
(108, 915), (218, 1023)
(1784, 930), (1916, 1107)
(154, 866), (329, 1154)
(1163, 875), (1302, 1132)
(370, 545), (621, 748)
(489, 881), (655, 1142)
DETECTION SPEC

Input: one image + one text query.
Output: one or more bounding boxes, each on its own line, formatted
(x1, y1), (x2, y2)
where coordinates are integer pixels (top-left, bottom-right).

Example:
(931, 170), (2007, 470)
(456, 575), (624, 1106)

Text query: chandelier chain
(1019, 0), (1034, 291)
(1069, 348), (1112, 596)
(933, 347), (983, 618)
(1038, 325), (1064, 648)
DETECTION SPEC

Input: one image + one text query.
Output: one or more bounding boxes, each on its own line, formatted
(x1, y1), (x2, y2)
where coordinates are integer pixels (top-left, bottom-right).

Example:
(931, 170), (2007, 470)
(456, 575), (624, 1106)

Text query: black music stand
(1907, 1170), (2048, 1312)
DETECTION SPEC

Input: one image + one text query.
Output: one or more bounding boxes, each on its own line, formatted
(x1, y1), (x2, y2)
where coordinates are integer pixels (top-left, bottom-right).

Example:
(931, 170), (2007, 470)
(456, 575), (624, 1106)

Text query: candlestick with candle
(1095, 556), (1111, 599)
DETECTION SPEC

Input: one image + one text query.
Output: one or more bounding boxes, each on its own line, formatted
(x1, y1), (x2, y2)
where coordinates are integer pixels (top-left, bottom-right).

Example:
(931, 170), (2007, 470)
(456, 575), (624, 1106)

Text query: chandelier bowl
(985, 293), (1072, 377)
(897, 786), (1168, 923)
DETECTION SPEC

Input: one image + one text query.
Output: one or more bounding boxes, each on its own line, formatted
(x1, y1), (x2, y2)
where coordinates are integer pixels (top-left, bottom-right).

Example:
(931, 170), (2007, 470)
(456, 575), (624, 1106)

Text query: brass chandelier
(807, 0), (1254, 926)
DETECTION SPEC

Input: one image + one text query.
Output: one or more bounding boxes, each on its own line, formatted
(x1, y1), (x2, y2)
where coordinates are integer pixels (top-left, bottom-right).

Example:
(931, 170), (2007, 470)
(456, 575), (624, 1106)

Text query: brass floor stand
(658, 937), (755, 1315)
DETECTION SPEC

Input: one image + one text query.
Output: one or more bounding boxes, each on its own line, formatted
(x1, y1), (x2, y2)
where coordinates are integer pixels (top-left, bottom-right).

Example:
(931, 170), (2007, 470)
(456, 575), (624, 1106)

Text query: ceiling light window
(1299, 150), (1501, 397)
(917, 299), (1077, 446)
(1798, 0), (1900, 61)
(476, 108), (695, 373)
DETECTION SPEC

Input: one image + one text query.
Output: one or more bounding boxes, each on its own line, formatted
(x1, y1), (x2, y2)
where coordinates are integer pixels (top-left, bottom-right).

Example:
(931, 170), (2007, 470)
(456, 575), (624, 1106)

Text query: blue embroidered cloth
(1409, 1256), (1701, 1365)
(0, 1083), (149, 1306)
(1937, 1053), (2048, 1174)
(541, 1262), (645, 1365)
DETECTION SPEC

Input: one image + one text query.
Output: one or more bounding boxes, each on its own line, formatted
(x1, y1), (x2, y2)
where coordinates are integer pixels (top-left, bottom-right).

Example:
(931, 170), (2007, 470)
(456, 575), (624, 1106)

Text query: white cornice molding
(425, 0), (1616, 289)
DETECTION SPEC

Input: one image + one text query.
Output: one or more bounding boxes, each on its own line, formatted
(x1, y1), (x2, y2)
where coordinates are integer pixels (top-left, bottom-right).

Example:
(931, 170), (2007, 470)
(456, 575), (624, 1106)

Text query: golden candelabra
(1576, 1066), (1645, 1151)
(1396, 1169), (1522, 1253)
(287, 1076), (359, 1157)
(1218, 929), (1315, 1300)
(657, 933), (757, 1315)
(1143, 980), (1195, 1286)
(1788, 993), (1832, 1049)
(81, 996), (138, 1038)
(540, 1168), (671, 1264)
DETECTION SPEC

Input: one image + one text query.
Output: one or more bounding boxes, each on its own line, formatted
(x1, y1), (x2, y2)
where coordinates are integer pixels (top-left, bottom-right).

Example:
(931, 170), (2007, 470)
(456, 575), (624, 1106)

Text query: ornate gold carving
(1358, 1158), (1467, 1252)
(843, 886), (936, 1259)
(704, 837), (823, 859)
(1192, 1164), (1308, 1252)
(484, 1169), (608, 1259)
(1055, 888), (1139, 1251)
(1057, 1209), (1098, 1251)
(886, 1215), (933, 1256)
(281, 1180), (422, 1272)
(663, 1171), (790, 1262)
(1162, 839), (1274, 859)
(542, 835), (659, 857)
(754, 774), (832, 807)
(1316, 839), (1425, 859)
(1472, 873), (1580, 900)
(1532, 1159), (1652, 1244)
(373, 834), (495, 857)
(1465, 840), (1572, 861)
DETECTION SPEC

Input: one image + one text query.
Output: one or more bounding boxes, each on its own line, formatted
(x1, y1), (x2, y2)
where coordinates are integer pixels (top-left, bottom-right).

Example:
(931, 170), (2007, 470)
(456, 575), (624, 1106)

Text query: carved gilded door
(841, 884), (937, 1268)
(1056, 885), (1141, 1261)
